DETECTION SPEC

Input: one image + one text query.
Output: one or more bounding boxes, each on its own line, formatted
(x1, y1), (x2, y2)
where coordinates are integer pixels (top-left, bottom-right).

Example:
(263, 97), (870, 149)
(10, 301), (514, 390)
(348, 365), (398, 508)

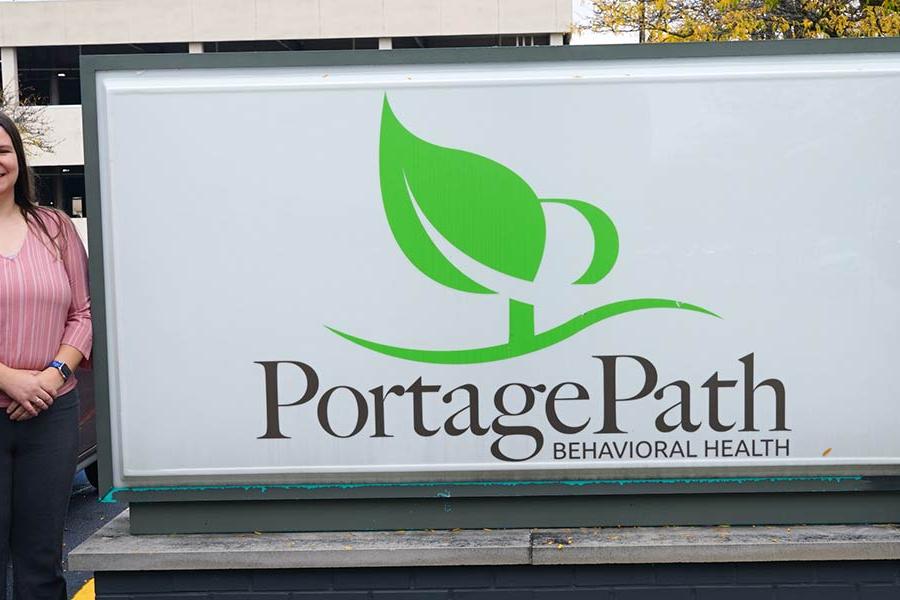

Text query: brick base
(95, 562), (900, 599)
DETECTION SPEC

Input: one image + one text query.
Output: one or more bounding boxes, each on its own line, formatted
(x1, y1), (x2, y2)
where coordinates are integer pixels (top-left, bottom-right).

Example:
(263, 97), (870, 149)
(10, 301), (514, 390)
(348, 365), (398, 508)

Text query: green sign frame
(80, 37), (900, 533)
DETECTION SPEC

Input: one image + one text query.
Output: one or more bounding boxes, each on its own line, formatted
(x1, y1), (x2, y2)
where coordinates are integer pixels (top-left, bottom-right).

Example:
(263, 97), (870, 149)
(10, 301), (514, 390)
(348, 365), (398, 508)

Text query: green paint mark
(101, 475), (862, 503)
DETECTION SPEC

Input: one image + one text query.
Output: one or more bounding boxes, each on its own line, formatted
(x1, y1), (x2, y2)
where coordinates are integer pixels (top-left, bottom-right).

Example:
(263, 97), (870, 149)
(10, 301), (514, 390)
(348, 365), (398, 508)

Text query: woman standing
(0, 112), (92, 600)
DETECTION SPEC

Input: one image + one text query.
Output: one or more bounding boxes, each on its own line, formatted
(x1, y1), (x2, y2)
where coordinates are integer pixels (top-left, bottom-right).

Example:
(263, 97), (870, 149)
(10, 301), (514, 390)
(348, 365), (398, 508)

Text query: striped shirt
(0, 208), (92, 407)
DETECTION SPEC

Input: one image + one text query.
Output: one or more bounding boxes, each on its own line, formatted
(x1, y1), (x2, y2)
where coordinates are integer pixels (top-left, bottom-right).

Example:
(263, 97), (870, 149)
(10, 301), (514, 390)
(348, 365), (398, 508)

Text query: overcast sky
(571, 0), (640, 45)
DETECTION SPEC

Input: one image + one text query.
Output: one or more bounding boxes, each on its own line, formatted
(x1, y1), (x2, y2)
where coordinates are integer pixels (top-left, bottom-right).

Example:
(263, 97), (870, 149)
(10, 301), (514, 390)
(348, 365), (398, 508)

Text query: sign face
(92, 49), (900, 488)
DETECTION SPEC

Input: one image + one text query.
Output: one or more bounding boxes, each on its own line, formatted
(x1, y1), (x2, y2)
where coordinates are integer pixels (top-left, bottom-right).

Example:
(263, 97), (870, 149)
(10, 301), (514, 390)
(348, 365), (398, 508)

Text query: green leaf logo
(327, 97), (717, 364)
(379, 97), (545, 293)
(541, 198), (618, 285)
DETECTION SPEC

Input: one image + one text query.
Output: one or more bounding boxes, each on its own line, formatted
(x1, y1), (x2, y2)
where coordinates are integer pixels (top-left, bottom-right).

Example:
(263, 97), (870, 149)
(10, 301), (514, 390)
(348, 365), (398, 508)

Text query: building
(0, 0), (573, 216)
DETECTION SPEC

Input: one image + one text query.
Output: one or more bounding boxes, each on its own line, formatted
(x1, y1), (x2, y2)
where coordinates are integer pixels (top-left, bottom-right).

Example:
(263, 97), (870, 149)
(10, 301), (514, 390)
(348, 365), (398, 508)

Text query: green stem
(508, 299), (535, 346)
(328, 298), (720, 365)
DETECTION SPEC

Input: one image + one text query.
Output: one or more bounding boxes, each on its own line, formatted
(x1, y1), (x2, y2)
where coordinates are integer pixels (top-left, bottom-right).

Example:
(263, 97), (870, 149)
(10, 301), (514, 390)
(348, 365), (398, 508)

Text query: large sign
(89, 47), (900, 489)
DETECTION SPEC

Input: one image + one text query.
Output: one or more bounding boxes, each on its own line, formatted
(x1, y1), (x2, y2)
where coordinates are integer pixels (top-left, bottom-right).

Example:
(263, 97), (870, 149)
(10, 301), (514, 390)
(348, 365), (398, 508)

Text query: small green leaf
(379, 97), (546, 294)
(542, 198), (619, 284)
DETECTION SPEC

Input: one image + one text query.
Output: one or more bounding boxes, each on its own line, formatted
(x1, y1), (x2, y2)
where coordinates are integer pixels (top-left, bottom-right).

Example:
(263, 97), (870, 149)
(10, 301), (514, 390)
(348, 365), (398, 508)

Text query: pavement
(3, 469), (126, 600)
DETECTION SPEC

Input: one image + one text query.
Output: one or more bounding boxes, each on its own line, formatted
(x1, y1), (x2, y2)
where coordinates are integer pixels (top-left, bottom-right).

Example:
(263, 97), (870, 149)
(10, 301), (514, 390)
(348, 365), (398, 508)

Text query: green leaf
(541, 199), (619, 284)
(379, 96), (546, 294)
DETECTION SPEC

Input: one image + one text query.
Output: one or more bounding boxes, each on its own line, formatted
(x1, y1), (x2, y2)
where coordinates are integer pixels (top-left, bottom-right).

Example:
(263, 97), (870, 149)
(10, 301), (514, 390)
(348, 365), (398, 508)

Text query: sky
(571, 0), (640, 45)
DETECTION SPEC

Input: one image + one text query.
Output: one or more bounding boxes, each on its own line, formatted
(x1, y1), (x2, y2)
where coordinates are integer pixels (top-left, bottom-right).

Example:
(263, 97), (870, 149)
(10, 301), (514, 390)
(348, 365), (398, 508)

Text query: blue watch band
(48, 360), (72, 382)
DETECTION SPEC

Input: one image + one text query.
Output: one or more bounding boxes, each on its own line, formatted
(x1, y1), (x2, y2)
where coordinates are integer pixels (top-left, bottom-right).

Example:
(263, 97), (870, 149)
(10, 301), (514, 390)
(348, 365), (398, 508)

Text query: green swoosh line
(327, 299), (719, 365)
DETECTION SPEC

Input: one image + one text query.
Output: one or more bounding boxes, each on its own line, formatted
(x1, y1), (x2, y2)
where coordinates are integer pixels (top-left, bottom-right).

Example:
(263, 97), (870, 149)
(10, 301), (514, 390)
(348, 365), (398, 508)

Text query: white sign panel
(93, 51), (900, 488)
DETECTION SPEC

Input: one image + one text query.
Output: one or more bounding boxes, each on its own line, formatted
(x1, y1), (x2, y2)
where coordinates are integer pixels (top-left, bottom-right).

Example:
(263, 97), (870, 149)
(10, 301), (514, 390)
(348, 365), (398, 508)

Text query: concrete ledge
(69, 510), (900, 572)
(68, 511), (531, 571)
(533, 524), (900, 564)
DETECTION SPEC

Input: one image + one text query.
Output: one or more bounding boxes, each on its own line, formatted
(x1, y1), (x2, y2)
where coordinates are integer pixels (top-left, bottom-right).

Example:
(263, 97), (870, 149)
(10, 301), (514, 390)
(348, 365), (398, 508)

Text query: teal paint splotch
(100, 475), (863, 503)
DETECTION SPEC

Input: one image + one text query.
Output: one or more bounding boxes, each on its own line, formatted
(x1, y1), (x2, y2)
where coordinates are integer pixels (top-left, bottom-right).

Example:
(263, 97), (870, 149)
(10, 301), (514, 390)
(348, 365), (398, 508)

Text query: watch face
(59, 363), (72, 380)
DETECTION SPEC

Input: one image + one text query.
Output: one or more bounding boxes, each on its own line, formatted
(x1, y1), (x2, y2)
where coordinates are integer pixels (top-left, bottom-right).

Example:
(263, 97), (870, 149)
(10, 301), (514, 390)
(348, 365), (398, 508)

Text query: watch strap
(48, 360), (72, 382)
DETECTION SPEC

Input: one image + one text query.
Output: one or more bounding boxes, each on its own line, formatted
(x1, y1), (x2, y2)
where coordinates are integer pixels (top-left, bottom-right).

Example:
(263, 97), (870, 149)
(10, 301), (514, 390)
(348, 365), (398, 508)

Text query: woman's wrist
(41, 367), (66, 390)
(0, 363), (12, 392)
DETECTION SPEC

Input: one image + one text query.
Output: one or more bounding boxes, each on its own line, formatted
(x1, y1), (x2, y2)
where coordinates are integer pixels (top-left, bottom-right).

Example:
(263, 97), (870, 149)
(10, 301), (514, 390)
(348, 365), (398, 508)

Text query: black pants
(0, 390), (79, 600)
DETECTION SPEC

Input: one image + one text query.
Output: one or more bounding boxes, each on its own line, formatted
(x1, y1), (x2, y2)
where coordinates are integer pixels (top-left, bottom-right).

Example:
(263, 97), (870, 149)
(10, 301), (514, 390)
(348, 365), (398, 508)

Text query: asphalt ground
(4, 469), (126, 600)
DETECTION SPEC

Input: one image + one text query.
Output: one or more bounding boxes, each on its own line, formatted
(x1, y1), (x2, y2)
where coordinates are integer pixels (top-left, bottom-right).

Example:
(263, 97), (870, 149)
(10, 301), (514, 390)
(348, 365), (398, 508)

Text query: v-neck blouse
(0, 209), (92, 407)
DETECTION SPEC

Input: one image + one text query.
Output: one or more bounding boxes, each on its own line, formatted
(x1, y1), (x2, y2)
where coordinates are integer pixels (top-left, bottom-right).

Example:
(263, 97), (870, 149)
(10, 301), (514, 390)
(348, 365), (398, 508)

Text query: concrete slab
(532, 524), (900, 564)
(68, 510), (532, 571)
(70, 511), (900, 572)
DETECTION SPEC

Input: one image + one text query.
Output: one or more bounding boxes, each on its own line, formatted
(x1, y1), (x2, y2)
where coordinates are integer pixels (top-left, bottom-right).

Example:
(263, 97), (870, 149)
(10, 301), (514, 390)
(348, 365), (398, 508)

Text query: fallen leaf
(822, 448), (832, 457)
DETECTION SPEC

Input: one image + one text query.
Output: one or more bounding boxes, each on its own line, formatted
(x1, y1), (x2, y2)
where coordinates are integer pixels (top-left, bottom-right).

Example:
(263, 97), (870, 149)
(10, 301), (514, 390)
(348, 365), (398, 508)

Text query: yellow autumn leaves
(587, 0), (900, 42)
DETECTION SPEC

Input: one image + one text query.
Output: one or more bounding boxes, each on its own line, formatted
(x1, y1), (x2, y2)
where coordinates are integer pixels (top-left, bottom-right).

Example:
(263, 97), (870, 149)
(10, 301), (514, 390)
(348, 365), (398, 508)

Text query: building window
(202, 39), (379, 52)
(33, 165), (86, 217)
(393, 35), (552, 49)
(17, 43), (188, 106)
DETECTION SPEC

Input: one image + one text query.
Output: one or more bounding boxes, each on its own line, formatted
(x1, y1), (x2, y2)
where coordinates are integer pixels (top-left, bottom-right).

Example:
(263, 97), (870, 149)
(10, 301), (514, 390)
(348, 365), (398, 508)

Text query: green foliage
(588, 0), (900, 42)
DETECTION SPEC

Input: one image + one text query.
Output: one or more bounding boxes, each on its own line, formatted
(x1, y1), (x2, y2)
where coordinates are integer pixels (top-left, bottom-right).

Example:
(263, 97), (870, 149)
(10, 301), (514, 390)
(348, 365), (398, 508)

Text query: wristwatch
(48, 360), (72, 383)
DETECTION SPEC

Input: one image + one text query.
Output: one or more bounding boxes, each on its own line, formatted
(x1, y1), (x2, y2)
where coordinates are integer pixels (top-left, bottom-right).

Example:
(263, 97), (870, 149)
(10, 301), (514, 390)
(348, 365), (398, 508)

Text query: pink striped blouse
(0, 208), (92, 408)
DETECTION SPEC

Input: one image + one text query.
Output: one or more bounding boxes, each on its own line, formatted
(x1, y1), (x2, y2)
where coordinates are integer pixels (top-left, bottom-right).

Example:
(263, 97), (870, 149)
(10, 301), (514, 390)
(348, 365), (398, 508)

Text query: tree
(588, 0), (900, 42)
(1, 85), (56, 153)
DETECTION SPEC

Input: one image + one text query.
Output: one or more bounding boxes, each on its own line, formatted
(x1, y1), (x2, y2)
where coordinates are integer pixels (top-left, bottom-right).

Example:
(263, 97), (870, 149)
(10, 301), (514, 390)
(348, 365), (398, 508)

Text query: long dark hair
(0, 110), (65, 256)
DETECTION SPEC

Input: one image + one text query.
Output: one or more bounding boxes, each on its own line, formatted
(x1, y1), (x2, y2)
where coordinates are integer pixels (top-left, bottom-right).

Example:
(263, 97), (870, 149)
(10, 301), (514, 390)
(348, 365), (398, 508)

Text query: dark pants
(0, 390), (79, 600)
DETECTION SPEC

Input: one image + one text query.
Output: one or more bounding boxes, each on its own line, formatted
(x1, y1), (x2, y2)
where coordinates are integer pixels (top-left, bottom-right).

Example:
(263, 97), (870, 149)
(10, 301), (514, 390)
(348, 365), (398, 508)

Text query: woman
(0, 111), (92, 600)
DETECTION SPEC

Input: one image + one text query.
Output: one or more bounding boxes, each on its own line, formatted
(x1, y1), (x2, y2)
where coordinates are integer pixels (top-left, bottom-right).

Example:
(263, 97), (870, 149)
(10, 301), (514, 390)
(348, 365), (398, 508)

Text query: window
(17, 43), (187, 105)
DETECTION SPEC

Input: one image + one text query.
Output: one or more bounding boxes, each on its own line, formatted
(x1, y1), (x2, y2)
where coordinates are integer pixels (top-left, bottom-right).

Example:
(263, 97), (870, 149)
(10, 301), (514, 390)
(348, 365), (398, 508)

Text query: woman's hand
(2, 368), (57, 419)
(37, 367), (65, 396)
(7, 402), (38, 421)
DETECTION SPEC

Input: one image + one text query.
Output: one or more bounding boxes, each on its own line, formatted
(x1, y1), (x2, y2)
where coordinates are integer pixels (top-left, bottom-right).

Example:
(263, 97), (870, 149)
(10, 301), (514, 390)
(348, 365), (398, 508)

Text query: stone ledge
(532, 524), (900, 564)
(68, 511), (531, 571)
(69, 510), (900, 572)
